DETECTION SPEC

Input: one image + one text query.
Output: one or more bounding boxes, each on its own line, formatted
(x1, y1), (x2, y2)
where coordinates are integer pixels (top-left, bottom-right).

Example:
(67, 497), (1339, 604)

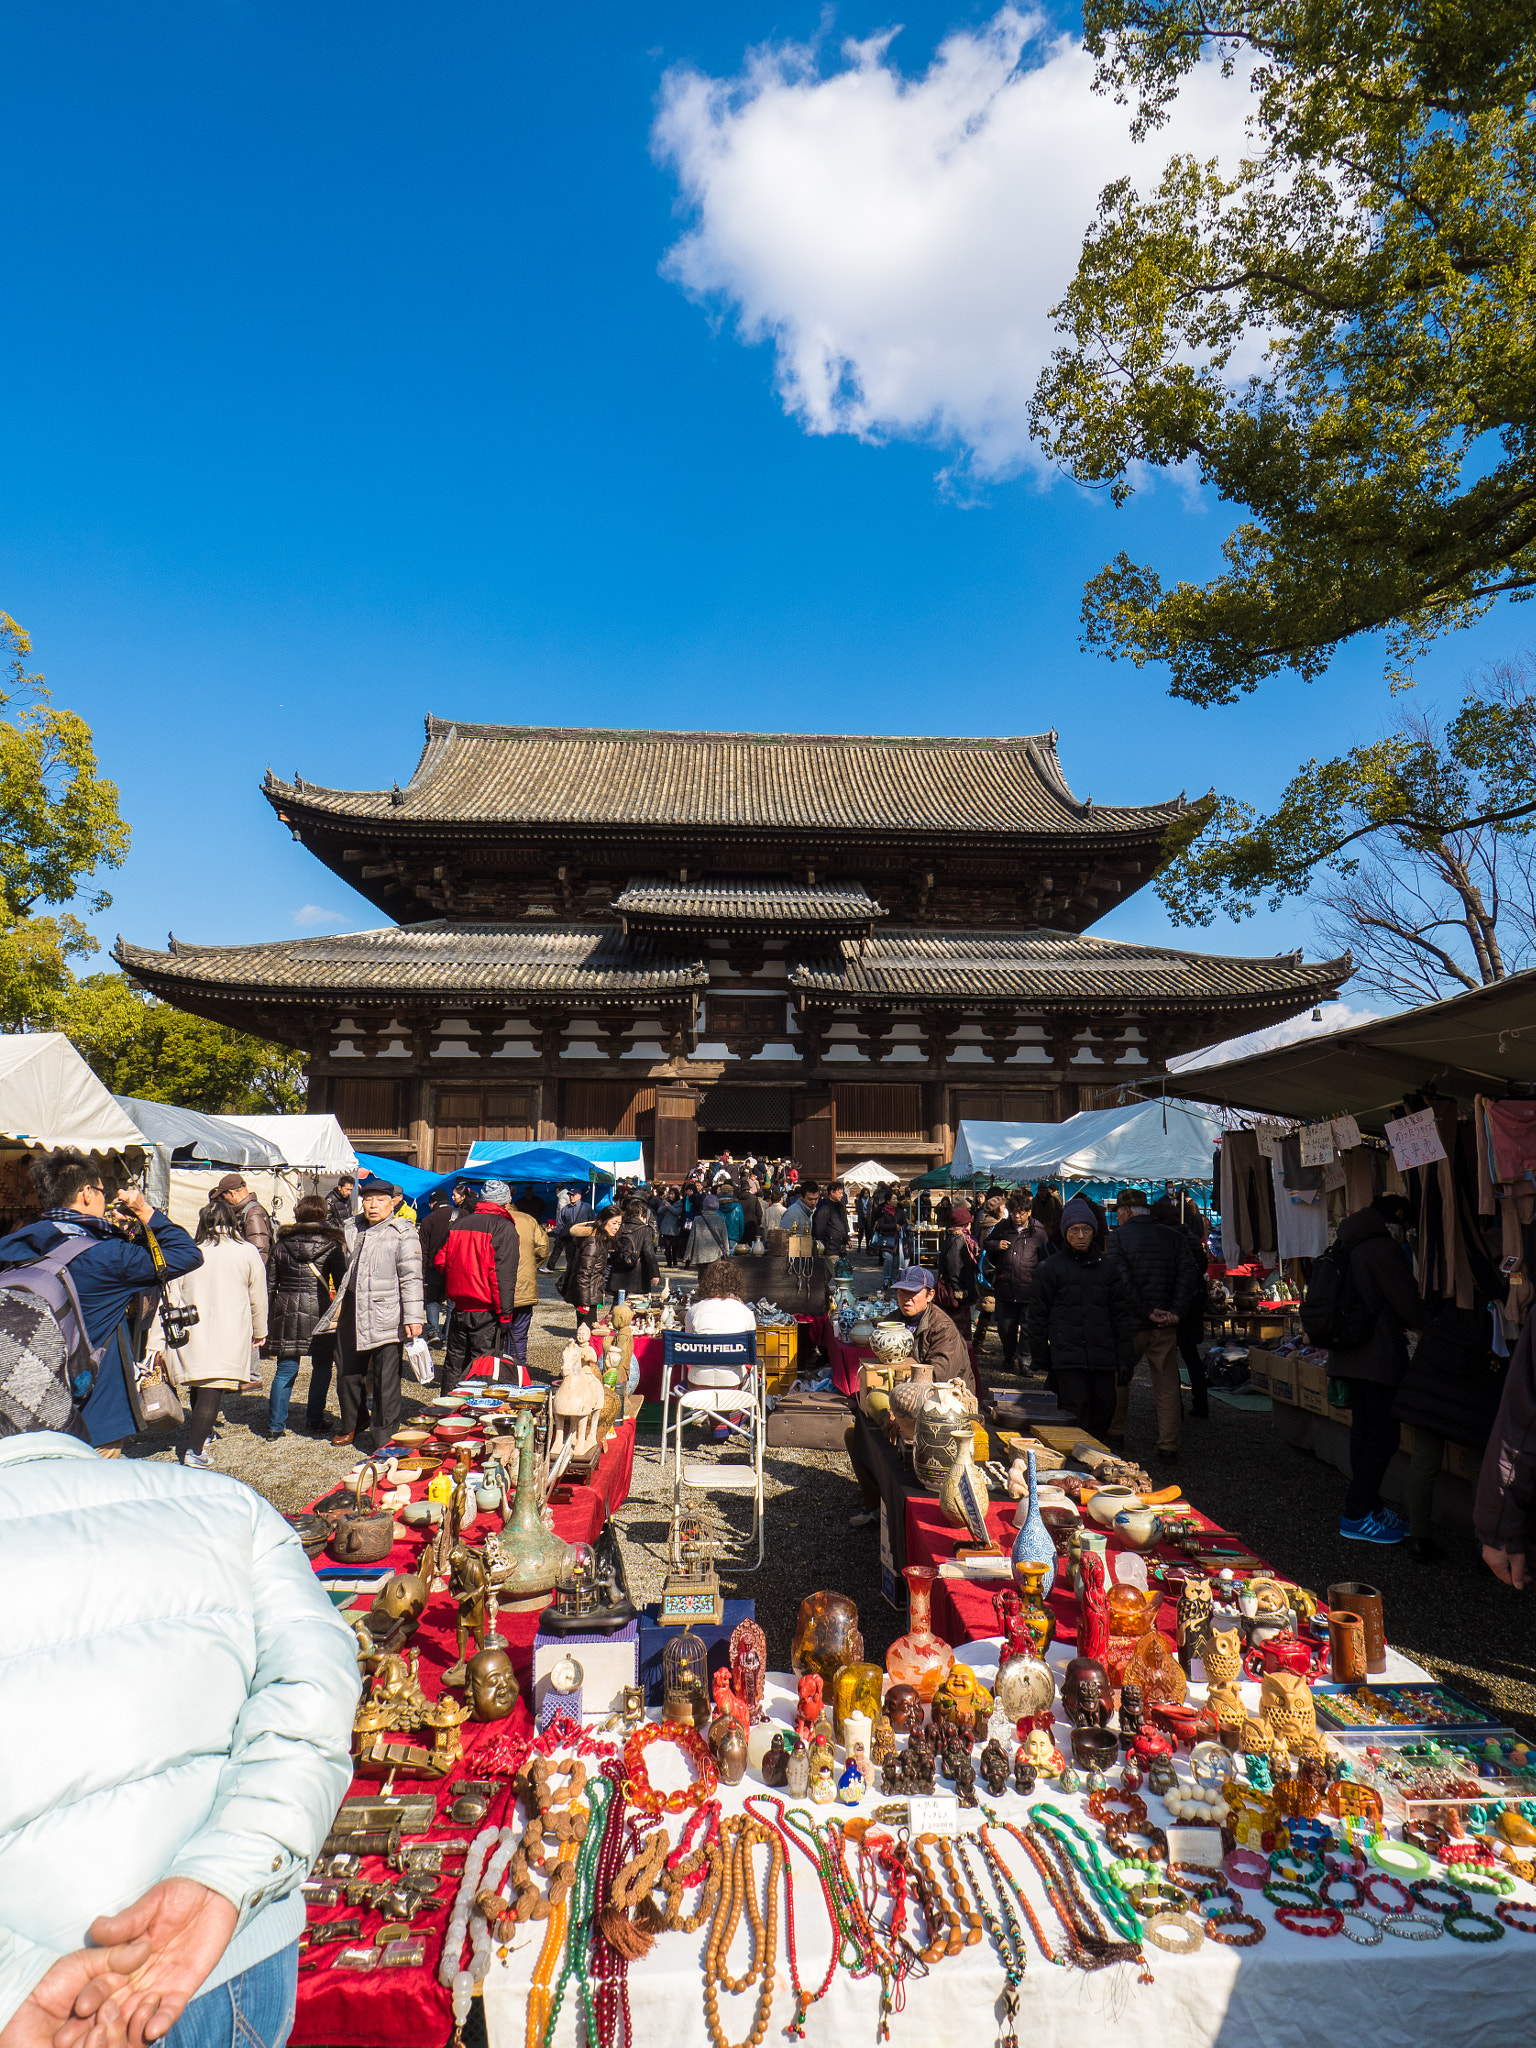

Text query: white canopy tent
(839, 1158), (902, 1188)
(950, 1120), (1060, 1181)
(997, 1098), (1223, 1185)
(226, 1113), (356, 1173)
(113, 1095), (286, 1168)
(0, 1035), (144, 1155)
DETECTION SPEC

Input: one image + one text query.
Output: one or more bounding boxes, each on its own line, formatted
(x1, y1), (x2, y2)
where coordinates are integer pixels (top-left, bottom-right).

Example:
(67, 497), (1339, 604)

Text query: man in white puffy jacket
(0, 1429), (360, 2048)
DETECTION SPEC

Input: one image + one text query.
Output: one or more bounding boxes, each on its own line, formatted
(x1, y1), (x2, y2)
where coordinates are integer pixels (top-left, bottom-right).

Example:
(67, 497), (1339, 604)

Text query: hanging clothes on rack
(1271, 1155), (1329, 1258)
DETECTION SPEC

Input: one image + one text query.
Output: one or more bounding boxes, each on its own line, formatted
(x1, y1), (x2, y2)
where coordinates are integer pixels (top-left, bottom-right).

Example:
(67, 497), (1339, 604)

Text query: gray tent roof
(1161, 966), (1536, 1130)
(112, 1096), (287, 1167)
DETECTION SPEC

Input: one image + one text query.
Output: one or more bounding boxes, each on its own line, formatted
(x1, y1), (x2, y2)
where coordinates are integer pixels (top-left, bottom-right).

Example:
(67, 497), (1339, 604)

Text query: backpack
(0, 1236), (103, 1428)
(1300, 1240), (1375, 1352)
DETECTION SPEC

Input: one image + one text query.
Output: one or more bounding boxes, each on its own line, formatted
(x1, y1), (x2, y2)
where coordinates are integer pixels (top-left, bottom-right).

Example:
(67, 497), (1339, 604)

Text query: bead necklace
(1337, 1910), (1383, 1946)
(542, 1776), (612, 2048)
(526, 1826), (581, 2048)
(1023, 1822), (1148, 1975)
(954, 1837), (1027, 2048)
(935, 1838), (986, 1947)
(623, 1722), (720, 1816)
(977, 1822), (1064, 1968)
(743, 1796), (839, 2039)
(907, 1836), (964, 1957)
(703, 1816), (782, 2048)
(1030, 1807), (1144, 1945)
(590, 1768), (634, 2048)
(825, 1825), (906, 2039)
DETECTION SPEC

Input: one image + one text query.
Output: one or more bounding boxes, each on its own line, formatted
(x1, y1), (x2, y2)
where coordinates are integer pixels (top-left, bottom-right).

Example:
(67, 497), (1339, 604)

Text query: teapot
(328, 1464), (397, 1564)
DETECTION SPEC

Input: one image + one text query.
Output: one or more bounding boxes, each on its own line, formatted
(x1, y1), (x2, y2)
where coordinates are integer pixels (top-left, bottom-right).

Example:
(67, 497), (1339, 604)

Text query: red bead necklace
(743, 1795), (840, 2040)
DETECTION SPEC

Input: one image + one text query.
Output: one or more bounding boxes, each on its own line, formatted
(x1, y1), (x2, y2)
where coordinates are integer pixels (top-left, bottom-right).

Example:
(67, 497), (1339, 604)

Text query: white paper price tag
(1165, 1826), (1226, 1868)
(1384, 1106), (1447, 1171)
(1254, 1124), (1286, 1162)
(1322, 1162), (1346, 1192)
(1331, 1115), (1362, 1151)
(907, 1795), (960, 1837)
(1299, 1121), (1336, 1166)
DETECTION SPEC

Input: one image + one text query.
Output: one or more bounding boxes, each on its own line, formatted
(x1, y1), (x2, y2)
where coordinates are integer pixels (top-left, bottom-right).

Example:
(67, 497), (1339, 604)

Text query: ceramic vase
(885, 1565), (955, 1702)
(1010, 1449), (1056, 1600)
(485, 1409), (571, 1611)
(1012, 1560), (1056, 1656)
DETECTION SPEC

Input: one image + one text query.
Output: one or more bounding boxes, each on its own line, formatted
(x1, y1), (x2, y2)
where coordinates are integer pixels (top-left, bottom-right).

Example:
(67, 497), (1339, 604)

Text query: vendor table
(480, 1644), (1535, 2048)
(290, 1416), (635, 2048)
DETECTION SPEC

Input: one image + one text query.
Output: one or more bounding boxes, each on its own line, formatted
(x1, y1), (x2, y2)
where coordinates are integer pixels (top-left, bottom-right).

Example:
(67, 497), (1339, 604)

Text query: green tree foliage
(1161, 656), (1536, 997)
(1032, 3), (1536, 701)
(0, 613), (131, 1027)
(60, 974), (308, 1115)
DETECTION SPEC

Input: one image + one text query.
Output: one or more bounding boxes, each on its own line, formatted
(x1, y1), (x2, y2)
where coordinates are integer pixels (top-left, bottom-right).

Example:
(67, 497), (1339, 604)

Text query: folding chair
(660, 1330), (764, 1569)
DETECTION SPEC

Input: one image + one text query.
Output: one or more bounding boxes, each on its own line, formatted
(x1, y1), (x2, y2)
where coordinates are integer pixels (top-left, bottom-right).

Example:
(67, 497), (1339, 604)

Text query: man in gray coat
(315, 1174), (423, 1451)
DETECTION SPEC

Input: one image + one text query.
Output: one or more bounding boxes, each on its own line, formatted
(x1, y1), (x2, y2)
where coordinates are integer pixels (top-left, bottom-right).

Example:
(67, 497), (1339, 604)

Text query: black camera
(161, 1299), (200, 1347)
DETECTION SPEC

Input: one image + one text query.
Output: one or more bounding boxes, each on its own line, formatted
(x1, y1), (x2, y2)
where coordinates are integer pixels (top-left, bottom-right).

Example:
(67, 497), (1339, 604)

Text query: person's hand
(404, 1323), (422, 1340)
(1149, 1308), (1178, 1325)
(0, 1942), (150, 2048)
(69, 1881), (238, 2047)
(113, 1190), (154, 1226)
(1482, 1544), (1528, 1589)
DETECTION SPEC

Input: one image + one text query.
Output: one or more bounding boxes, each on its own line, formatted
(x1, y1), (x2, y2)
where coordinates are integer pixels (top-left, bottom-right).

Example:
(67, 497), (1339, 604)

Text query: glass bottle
(831, 1661), (885, 1742)
(885, 1565), (955, 1702)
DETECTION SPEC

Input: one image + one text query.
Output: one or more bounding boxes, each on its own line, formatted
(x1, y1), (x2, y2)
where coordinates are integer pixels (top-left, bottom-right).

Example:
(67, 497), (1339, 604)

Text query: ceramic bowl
(393, 1427), (432, 1446)
(431, 1393), (468, 1409)
(402, 1499), (444, 1527)
(1112, 1506), (1165, 1551)
(1084, 1484), (1139, 1529)
(435, 1416), (476, 1437)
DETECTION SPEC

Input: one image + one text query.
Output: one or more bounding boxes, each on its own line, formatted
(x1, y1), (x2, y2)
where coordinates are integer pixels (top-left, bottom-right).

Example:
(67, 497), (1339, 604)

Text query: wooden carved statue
(729, 1617), (769, 1726)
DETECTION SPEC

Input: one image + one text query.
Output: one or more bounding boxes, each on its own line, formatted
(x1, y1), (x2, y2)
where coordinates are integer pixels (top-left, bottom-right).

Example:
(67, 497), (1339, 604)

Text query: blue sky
(2, 2), (1522, 996)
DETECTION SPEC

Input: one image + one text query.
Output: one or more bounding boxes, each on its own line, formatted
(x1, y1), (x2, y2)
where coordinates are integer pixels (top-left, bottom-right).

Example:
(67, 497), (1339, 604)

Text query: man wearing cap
(212, 1173), (272, 1275)
(435, 1180), (523, 1391)
(844, 1266), (971, 1531)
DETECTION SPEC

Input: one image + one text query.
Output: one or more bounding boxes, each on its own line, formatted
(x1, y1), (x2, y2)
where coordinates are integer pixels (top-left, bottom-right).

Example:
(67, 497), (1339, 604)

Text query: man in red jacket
(435, 1178), (523, 1391)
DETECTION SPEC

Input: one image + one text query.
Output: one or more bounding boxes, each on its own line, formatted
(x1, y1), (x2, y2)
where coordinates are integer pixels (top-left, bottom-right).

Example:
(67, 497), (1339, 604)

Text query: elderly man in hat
(311, 1173), (423, 1450)
(211, 1172), (272, 1275)
(843, 1264), (972, 1532)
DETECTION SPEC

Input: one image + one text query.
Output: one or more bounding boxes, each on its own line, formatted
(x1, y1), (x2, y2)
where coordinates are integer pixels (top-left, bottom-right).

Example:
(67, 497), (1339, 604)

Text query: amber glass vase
(831, 1661), (885, 1742)
(886, 1565), (955, 1701)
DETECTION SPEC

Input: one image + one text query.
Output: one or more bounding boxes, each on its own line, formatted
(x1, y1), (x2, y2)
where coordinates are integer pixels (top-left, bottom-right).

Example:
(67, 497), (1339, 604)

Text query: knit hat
(949, 1205), (972, 1227)
(1062, 1196), (1099, 1230)
(480, 1179), (512, 1206)
(704, 1193), (720, 1209)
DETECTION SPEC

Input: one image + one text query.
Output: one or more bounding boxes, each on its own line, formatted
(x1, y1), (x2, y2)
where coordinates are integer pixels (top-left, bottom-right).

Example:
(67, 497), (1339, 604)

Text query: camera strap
(141, 1222), (170, 1284)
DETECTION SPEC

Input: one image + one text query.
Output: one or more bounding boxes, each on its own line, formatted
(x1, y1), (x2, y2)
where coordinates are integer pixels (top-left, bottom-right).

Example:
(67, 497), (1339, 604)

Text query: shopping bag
(404, 1336), (435, 1384)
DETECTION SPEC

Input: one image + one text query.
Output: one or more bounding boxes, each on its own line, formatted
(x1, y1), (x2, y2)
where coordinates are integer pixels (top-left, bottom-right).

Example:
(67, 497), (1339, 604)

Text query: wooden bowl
(394, 1427), (432, 1446)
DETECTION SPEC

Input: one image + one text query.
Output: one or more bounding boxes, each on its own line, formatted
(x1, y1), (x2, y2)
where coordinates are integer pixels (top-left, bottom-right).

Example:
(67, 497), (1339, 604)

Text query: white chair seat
(660, 1330), (765, 1569)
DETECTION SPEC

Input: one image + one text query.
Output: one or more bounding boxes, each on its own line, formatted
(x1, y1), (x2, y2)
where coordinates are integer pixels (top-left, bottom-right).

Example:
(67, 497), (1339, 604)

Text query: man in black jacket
(1329, 1202), (1429, 1545)
(1105, 1189), (1199, 1462)
(812, 1184), (851, 1262)
(984, 1193), (1050, 1373)
(1027, 1199), (1136, 1441)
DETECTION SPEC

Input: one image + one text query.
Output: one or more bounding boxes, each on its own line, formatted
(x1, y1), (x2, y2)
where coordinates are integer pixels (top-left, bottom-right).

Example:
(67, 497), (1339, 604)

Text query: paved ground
(139, 1254), (1536, 1737)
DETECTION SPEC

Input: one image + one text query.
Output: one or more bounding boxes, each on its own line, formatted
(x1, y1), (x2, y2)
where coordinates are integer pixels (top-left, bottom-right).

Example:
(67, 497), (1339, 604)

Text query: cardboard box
(1327, 1400), (1353, 1426)
(1267, 1362), (1297, 1405)
(1295, 1358), (1329, 1415)
(1443, 1439), (1478, 1481)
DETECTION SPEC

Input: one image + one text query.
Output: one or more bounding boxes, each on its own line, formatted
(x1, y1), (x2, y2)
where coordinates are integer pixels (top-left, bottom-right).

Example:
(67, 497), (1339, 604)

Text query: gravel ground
(129, 1256), (1536, 1736)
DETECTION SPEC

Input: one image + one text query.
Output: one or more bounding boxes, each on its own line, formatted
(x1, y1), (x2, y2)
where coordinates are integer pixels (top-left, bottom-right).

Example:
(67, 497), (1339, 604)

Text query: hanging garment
(1271, 1157), (1330, 1258)
(1343, 1148), (1377, 1216)
(1280, 1135), (1324, 1194)
(1485, 1099), (1536, 1186)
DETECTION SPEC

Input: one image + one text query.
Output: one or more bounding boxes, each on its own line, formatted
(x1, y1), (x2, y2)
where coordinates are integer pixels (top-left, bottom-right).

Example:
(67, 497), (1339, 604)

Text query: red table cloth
(291, 1417), (634, 2046)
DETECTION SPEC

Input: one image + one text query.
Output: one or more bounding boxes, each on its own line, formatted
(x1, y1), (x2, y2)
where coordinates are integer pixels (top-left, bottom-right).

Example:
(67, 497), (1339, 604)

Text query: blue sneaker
(1340, 1511), (1404, 1544)
(1373, 1509), (1410, 1538)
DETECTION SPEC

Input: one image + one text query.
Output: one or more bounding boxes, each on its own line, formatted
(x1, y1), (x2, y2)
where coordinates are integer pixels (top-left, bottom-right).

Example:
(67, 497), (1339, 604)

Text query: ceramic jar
(870, 1319), (914, 1363)
(1111, 1506), (1164, 1552)
(913, 1384), (975, 1495)
(1085, 1484), (1139, 1529)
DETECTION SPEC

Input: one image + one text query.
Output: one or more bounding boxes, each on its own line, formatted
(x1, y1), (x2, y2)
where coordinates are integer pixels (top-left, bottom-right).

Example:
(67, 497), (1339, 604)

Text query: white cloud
(293, 905), (347, 929)
(653, 8), (1253, 480)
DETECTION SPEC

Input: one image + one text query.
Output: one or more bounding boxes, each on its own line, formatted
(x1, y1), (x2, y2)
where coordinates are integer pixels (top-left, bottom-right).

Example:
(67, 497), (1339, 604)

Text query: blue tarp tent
(433, 1144), (616, 1193)
(465, 1137), (643, 1180)
(353, 1152), (442, 1201)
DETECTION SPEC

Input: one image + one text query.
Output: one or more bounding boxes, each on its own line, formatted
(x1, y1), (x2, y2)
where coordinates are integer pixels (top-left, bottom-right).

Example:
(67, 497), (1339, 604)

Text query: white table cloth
(483, 1640), (1536, 2048)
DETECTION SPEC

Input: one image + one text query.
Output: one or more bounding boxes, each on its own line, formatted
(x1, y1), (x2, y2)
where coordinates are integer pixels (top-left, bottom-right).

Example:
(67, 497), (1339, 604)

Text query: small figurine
(1013, 1752), (1037, 1797)
(808, 1726), (836, 1782)
(465, 1645), (519, 1723)
(1118, 1681), (1145, 1749)
(837, 1746), (869, 1805)
(1057, 1764), (1081, 1796)
(1024, 1724), (1061, 1777)
(870, 1714), (896, 1766)
(712, 1665), (750, 1735)
(761, 1733), (790, 1788)
(796, 1672), (825, 1745)
(978, 1739), (1011, 1797)
(811, 1764), (837, 1805)
(884, 1683), (921, 1735)
(1121, 1761), (1144, 1794)
(954, 1755), (978, 1808)
(1146, 1752), (1179, 1797)
(729, 1617), (769, 1726)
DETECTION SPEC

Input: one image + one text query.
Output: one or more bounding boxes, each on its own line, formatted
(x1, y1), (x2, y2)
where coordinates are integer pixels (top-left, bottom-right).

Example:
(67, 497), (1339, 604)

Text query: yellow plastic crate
(757, 1323), (800, 1393)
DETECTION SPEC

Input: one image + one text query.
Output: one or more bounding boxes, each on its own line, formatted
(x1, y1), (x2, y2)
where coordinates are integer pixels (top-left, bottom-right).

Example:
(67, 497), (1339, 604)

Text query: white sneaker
(182, 1448), (213, 1469)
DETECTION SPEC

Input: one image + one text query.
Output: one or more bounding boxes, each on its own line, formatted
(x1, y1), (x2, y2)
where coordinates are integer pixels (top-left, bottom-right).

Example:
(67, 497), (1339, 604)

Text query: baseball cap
(895, 1265), (935, 1294)
(213, 1173), (247, 1198)
(481, 1179), (512, 1205)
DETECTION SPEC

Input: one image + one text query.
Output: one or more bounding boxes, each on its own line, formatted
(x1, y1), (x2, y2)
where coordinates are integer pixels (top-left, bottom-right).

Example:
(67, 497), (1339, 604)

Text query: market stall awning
(225, 1112), (357, 1171)
(1161, 966), (1536, 1130)
(0, 1037), (144, 1154)
(951, 1120), (1060, 1179)
(437, 1144), (616, 1190)
(464, 1137), (641, 1180)
(113, 1095), (286, 1167)
(998, 1098), (1223, 1183)
(839, 1158), (902, 1187)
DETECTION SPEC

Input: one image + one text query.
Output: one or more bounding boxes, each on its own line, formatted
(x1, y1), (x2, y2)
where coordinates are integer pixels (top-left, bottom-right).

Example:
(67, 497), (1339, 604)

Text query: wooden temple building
(116, 720), (1349, 1177)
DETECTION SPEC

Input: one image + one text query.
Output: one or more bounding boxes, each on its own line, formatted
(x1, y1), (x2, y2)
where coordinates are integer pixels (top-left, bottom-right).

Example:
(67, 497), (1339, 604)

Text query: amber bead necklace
(702, 1815), (783, 2048)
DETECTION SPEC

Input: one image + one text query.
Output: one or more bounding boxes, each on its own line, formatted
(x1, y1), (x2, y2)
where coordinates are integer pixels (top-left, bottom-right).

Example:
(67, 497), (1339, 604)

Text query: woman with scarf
(936, 1203), (981, 1339)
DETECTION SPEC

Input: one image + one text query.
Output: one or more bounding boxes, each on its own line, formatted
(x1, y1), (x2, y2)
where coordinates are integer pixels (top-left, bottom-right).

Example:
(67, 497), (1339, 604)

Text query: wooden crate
(756, 1324), (800, 1394)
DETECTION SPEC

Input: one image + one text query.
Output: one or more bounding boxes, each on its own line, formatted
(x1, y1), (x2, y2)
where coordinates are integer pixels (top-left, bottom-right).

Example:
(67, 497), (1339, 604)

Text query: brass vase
(485, 1408), (571, 1611)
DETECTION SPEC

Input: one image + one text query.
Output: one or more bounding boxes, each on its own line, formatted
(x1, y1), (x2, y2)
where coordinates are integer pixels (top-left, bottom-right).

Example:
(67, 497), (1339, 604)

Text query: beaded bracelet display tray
(1325, 1728), (1536, 1817)
(1313, 1684), (1505, 1733)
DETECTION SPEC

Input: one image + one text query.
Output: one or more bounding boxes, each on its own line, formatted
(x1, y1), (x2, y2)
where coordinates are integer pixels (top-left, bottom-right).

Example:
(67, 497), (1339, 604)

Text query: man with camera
(0, 1149), (203, 1449)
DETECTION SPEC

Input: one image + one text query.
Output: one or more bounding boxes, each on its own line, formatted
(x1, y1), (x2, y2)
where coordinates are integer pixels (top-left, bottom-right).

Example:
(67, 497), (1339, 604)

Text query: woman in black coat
(266, 1195), (348, 1438)
(1027, 1198), (1136, 1440)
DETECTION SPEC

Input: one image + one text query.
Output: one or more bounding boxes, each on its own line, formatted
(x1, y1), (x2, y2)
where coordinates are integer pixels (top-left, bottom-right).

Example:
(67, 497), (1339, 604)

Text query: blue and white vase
(1010, 1448), (1056, 1600)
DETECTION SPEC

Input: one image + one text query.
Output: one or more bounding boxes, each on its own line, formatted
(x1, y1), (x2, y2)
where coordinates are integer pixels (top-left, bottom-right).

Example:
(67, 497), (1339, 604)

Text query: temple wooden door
(792, 1087), (837, 1180)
